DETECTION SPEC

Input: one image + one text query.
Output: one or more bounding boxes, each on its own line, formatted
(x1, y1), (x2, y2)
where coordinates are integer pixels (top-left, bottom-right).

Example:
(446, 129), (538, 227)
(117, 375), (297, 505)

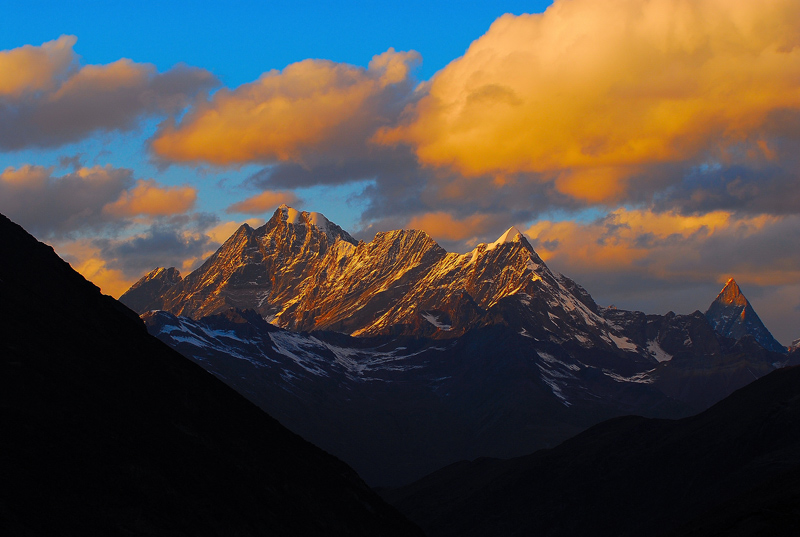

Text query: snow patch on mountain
(603, 369), (655, 384)
(421, 312), (452, 331)
(607, 332), (638, 352)
(647, 340), (673, 363)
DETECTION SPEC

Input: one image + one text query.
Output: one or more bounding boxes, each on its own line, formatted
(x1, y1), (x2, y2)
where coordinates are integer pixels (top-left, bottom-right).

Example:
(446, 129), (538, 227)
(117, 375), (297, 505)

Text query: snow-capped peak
(278, 204), (331, 233)
(487, 226), (523, 251)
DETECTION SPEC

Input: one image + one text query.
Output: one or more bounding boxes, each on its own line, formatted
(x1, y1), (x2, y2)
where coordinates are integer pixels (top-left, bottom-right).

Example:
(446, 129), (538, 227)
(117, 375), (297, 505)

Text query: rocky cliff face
(705, 278), (786, 353)
(279, 228), (448, 334)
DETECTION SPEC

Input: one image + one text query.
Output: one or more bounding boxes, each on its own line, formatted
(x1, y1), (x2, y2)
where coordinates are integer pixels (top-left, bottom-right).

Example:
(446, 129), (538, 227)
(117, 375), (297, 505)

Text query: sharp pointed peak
(495, 226), (523, 242)
(714, 277), (748, 307)
(485, 226), (524, 250)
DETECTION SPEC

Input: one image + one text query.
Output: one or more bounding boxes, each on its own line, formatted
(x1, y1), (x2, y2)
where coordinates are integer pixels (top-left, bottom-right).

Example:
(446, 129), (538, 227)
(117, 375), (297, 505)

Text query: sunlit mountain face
(122, 205), (796, 487)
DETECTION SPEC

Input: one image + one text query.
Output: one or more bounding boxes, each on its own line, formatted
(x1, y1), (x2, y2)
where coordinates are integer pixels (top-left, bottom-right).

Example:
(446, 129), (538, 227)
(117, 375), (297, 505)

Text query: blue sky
(1, 0), (799, 345)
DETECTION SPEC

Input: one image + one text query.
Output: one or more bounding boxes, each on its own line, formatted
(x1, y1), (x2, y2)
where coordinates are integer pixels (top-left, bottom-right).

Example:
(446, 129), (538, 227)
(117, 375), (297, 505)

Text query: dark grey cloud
(95, 214), (219, 278)
(0, 165), (133, 239)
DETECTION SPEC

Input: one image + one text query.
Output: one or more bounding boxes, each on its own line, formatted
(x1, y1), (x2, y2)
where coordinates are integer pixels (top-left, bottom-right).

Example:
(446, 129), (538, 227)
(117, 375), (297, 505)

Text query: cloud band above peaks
(151, 49), (421, 166)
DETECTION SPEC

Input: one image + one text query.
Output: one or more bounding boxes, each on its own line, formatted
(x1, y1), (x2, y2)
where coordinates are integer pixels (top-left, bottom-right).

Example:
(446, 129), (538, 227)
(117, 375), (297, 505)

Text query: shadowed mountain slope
(0, 212), (421, 537)
(382, 364), (800, 537)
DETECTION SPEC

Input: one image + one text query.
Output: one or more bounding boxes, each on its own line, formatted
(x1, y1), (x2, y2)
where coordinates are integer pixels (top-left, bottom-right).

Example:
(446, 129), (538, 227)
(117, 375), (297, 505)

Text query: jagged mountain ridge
(705, 278), (786, 353)
(123, 205), (788, 360)
(0, 212), (421, 536)
(123, 207), (666, 358)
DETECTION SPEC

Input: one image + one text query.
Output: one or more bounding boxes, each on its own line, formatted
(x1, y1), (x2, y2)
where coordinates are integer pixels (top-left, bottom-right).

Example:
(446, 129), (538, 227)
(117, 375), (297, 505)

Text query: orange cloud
(226, 191), (299, 214)
(380, 0), (800, 203)
(55, 239), (135, 298)
(406, 211), (499, 242)
(151, 48), (420, 165)
(0, 35), (75, 97)
(0, 164), (53, 187)
(525, 208), (788, 282)
(50, 58), (150, 99)
(102, 179), (196, 217)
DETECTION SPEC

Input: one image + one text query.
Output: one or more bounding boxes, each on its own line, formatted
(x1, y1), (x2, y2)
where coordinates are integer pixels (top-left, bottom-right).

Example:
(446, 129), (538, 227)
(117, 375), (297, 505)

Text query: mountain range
(4, 204), (800, 535)
(120, 205), (797, 486)
(0, 212), (420, 536)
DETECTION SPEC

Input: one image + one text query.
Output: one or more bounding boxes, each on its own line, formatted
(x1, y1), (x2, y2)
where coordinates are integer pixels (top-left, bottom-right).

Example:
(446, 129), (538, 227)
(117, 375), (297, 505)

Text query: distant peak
(715, 278), (748, 307)
(144, 266), (181, 282)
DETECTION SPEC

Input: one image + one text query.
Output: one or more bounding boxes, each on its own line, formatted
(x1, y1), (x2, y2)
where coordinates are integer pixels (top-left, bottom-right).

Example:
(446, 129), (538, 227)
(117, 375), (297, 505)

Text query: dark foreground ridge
(382, 362), (800, 537)
(0, 212), (421, 536)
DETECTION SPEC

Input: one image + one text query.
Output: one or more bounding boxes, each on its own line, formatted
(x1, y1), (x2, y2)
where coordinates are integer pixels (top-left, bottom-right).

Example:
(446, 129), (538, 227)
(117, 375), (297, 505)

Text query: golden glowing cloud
(406, 211), (498, 242)
(0, 35), (75, 97)
(380, 0), (800, 202)
(50, 58), (150, 98)
(56, 240), (134, 298)
(525, 208), (786, 281)
(103, 179), (196, 217)
(0, 164), (53, 187)
(152, 49), (420, 165)
(226, 191), (299, 214)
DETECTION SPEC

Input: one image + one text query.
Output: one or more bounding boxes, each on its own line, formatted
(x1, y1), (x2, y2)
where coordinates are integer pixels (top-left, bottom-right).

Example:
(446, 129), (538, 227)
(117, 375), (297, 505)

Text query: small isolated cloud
(0, 164), (196, 239)
(226, 190), (300, 215)
(0, 36), (217, 149)
(379, 0), (800, 206)
(151, 48), (420, 166)
(103, 179), (197, 217)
